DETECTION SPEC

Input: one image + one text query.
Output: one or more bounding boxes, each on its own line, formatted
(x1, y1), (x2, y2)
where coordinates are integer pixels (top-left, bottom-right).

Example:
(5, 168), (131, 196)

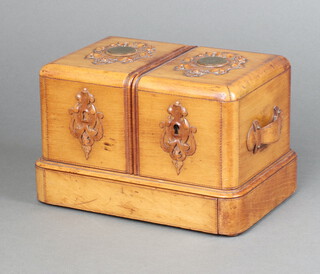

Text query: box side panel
(239, 70), (291, 184)
(218, 155), (297, 236)
(42, 77), (127, 172)
(40, 168), (217, 234)
(221, 101), (240, 189)
(137, 91), (221, 188)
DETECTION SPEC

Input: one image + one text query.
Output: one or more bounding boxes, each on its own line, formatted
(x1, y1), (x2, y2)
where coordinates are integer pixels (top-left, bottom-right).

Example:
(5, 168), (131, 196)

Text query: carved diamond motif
(69, 88), (104, 159)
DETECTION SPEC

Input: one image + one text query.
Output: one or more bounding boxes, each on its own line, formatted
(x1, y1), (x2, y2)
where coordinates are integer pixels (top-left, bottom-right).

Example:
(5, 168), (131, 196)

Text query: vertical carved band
(69, 88), (104, 159)
(160, 101), (197, 175)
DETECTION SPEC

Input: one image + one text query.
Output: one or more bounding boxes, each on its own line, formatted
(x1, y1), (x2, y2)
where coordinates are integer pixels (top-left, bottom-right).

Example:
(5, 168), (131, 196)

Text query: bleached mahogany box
(35, 36), (297, 235)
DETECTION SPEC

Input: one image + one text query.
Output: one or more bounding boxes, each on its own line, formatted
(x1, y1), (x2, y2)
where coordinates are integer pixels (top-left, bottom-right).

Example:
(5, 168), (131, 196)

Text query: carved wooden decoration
(247, 106), (282, 154)
(174, 52), (247, 77)
(160, 101), (197, 175)
(85, 42), (156, 64)
(69, 88), (104, 159)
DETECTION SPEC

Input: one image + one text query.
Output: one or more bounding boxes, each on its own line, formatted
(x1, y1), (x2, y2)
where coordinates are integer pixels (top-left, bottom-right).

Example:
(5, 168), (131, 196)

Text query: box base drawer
(35, 150), (297, 235)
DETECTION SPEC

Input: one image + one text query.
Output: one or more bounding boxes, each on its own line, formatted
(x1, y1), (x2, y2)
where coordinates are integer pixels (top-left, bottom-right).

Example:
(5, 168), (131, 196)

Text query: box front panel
(42, 77), (127, 172)
(137, 91), (221, 188)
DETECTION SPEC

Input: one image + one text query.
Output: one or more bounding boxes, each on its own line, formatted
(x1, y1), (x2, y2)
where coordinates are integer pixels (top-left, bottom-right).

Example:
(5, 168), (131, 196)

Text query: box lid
(39, 36), (191, 87)
(138, 46), (290, 101)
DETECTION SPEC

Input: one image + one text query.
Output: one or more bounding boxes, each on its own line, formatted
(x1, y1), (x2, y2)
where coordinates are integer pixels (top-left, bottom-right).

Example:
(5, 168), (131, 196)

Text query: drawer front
(137, 91), (221, 188)
(41, 77), (127, 173)
(36, 166), (218, 234)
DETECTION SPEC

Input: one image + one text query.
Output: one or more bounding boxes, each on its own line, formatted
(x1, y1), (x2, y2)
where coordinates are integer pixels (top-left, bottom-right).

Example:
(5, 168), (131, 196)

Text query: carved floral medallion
(174, 52), (247, 77)
(85, 42), (156, 64)
(69, 88), (104, 159)
(160, 101), (197, 175)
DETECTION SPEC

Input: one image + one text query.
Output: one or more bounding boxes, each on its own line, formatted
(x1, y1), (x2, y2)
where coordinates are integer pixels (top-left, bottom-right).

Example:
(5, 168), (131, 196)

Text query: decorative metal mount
(174, 52), (247, 77)
(85, 42), (156, 64)
(160, 101), (197, 175)
(247, 106), (282, 154)
(69, 88), (104, 159)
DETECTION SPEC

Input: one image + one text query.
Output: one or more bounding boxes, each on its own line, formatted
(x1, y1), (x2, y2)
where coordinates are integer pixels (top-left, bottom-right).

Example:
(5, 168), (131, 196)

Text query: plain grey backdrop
(1, 0), (319, 273)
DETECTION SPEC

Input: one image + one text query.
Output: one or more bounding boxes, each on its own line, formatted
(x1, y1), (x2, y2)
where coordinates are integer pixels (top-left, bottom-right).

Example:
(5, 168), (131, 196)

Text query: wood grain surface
(36, 165), (218, 234)
(218, 155), (297, 236)
(41, 78), (127, 172)
(36, 36), (296, 235)
(35, 150), (296, 235)
(135, 48), (290, 188)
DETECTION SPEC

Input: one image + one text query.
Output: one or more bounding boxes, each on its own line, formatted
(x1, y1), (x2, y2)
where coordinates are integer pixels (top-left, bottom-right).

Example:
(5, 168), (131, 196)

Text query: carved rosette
(160, 101), (197, 175)
(85, 42), (156, 64)
(69, 88), (104, 159)
(174, 52), (247, 77)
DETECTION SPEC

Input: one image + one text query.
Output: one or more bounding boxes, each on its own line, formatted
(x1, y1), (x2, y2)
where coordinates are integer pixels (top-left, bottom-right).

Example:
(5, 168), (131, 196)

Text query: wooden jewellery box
(35, 36), (297, 236)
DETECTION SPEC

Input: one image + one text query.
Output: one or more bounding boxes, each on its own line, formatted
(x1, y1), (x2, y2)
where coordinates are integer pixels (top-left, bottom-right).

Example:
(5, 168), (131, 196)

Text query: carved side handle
(246, 106), (282, 154)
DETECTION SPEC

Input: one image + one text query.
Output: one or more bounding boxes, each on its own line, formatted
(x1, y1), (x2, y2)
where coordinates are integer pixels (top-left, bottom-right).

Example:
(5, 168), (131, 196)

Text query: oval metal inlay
(197, 56), (228, 67)
(107, 46), (137, 56)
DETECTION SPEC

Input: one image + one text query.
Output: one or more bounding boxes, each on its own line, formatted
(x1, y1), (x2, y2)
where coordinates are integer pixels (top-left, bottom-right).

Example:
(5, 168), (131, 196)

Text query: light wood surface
(220, 101), (240, 188)
(40, 37), (191, 173)
(138, 47), (290, 101)
(36, 36), (296, 235)
(137, 92), (221, 188)
(218, 156), (297, 236)
(135, 53), (290, 188)
(40, 36), (186, 87)
(36, 150), (296, 199)
(35, 150), (296, 235)
(41, 77), (127, 172)
(35, 166), (218, 234)
(238, 70), (290, 184)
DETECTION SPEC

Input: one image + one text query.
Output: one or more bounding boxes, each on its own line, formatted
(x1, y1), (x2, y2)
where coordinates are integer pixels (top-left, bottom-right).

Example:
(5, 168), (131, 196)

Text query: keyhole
(173, 124), (180, 135)
(82, 111), (88, 122)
